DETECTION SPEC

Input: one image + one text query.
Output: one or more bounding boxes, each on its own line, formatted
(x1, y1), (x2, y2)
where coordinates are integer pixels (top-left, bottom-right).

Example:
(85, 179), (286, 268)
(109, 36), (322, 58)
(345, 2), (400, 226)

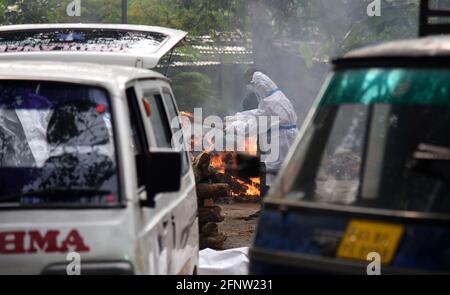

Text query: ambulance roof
(0, 60), (168, 89)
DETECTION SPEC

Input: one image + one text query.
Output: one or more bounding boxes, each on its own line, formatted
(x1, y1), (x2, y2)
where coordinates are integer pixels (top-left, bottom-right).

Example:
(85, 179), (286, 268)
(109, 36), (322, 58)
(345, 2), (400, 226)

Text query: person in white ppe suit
(225, 69), (298, 197)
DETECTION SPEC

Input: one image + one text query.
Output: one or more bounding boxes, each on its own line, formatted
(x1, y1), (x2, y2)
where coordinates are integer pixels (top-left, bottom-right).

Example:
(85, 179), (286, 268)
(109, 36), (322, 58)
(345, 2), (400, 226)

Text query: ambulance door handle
(161, 219), (170, 237)
(171, 215), (176, 248)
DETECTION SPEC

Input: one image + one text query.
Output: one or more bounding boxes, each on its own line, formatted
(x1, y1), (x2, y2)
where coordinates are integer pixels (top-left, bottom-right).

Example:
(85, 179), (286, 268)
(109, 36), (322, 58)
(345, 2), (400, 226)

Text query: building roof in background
(166, 31), (324, 68)
(166, 31), (253, 67)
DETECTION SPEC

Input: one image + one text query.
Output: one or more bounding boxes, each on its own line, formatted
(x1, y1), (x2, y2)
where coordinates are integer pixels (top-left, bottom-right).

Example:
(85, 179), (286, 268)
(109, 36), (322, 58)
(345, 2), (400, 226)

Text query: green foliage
(127, 0), (248, 36)
(339, 0), (419, 54)
(0, 0), (425, 112)
(170, 71), (225, 116)
(298, 42), (313, 68)
(0, 0), (421, 56)
(0, 0), (57, 24)
(49, 0), (121, 23)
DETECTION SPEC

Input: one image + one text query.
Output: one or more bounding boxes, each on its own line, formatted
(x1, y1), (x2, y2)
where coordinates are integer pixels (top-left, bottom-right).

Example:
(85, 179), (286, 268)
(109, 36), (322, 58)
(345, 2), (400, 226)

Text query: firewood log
(198, 206), (224, 224)
(200, 232), (227, 250)
(203, 233), (227, 250)
(193, 152), (211, 183)
(196, 183), (230, 200)
(203, 198), (214, 207)
(201, 222), (219, 236)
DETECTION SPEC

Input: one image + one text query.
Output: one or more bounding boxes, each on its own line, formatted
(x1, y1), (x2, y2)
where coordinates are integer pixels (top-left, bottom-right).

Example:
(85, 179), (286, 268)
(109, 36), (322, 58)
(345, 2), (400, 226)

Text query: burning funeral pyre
(180, 112), (261, 249)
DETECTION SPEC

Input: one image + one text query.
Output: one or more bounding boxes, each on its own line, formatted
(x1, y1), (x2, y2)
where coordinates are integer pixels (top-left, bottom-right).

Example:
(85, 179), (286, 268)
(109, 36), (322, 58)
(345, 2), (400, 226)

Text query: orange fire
(181, 110), (261, 199)
(244, 137), (258, 156)
(209, 152), (261, 199)
(210, 153), (225, 174)
(180, 111), (194, 119)
(231, 176), (260, 198)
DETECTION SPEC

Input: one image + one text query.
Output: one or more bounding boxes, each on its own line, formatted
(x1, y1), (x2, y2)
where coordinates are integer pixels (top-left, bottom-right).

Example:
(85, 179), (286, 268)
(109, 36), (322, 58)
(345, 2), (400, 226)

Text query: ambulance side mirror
(140, 149), (182, 208)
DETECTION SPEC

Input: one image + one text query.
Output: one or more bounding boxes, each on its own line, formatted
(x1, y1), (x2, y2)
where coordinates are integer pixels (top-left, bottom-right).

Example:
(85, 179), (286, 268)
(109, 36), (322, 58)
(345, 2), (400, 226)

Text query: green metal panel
(321, 69), (450, 107)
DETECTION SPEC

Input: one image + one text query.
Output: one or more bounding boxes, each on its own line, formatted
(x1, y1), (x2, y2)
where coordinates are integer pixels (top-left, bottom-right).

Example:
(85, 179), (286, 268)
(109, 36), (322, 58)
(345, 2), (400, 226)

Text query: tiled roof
(167, 32), (254, 67)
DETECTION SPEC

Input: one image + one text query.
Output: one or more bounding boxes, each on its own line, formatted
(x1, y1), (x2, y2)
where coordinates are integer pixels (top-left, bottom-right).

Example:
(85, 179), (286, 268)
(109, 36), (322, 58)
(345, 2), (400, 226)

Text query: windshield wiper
(0, 188), (112, 202)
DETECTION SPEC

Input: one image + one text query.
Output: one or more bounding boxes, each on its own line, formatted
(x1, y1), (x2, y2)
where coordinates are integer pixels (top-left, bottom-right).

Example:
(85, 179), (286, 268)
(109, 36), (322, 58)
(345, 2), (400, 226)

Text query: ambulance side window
(143, 91), (173, 148)
(162, 88), (190, 175)
(126, 87), (148, 188)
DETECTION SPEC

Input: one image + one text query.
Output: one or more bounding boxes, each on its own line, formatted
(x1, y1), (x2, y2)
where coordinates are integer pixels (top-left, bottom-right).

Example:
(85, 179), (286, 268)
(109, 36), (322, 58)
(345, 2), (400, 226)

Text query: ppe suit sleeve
(225, 108), (268, 135)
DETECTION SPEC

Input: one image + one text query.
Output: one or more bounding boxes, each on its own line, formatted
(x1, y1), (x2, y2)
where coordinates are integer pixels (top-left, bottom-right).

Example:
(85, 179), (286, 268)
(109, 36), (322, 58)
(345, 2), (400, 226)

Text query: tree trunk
(248, 0), (275, 69)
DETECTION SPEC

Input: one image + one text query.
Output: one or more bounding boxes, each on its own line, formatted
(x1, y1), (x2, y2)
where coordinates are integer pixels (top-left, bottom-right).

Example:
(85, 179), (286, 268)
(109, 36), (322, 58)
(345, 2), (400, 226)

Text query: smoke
(242, 0), (419, 124)
(166, 0), (421, 124)
(1, 0), (421, 123)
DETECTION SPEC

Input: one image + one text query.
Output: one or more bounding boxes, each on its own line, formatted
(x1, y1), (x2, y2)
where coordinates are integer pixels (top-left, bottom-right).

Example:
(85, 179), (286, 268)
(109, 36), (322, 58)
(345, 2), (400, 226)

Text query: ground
(218, 202), (260, 249)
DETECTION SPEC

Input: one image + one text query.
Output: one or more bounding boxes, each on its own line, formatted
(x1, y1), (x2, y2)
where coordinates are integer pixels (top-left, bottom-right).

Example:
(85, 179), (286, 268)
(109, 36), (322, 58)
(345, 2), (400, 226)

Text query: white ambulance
(0, 24), (199, 275)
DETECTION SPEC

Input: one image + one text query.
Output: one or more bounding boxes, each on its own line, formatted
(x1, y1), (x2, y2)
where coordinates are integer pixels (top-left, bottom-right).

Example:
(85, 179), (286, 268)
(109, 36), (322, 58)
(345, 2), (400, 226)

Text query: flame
(250, 177), (260, 184)
(181, 110), (260, 199)
(210, 153), (225, 174)
(232, 176), (260, 197)
(180, 111), (194, 119)
(208, 151), (260, 199)
(244, 137), (258, 156)
(205, 136), (216, 152)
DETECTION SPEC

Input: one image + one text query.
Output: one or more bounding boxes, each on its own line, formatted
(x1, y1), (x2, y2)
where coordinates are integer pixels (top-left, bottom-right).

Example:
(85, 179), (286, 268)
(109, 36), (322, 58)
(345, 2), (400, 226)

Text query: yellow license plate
(336, 219), (404, 265)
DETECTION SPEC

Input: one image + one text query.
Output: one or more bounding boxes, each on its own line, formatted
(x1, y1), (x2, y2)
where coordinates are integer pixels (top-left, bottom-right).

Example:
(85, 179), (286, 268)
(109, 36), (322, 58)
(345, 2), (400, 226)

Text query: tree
(0, 0), (57, 24)
(48, 0), (121, 23)
(127, 0), (248, 36)
(170, 71), (225, 116)
(247, 0), (419, 57)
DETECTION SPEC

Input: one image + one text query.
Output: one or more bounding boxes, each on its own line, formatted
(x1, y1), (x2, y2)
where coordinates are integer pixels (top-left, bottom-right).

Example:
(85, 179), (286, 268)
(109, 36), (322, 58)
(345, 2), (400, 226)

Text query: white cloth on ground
(198, 247), (249, 275)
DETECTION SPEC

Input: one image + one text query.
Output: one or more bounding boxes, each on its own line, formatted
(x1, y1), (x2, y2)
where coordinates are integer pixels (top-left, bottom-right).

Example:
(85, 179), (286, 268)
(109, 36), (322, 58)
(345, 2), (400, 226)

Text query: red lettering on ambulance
(28, 230), (60, 253)
(59, 230), (90, 252)
(0, 232), (26, 254)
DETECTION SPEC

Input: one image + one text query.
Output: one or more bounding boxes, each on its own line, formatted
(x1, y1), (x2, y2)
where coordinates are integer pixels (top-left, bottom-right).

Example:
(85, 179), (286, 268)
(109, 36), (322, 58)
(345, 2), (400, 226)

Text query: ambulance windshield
(0, 80), (119, 207)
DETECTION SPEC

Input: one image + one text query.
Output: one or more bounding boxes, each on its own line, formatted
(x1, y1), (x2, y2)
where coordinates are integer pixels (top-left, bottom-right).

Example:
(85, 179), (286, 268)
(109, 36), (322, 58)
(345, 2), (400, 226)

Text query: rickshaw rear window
(288, 68), (450, 215)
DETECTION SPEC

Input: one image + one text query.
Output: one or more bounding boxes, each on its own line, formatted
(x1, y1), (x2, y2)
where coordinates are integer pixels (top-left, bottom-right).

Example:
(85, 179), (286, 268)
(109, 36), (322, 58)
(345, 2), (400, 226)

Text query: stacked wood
(197, 183), (230, 200)
(202, 233), (227, 250)
(193, 152), (212, 183)
(203, 198), (214, 207)
(193, 152), (228, 250)
(198, 206), (224, 223)
(198, 205), (227, 250)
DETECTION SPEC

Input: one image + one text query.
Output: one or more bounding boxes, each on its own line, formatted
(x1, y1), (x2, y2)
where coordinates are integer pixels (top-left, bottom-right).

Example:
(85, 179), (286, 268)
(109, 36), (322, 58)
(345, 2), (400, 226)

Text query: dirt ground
(217, 202), (261, 250)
